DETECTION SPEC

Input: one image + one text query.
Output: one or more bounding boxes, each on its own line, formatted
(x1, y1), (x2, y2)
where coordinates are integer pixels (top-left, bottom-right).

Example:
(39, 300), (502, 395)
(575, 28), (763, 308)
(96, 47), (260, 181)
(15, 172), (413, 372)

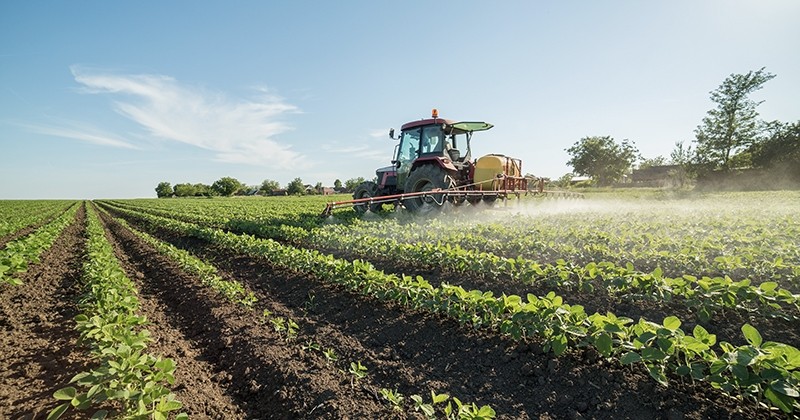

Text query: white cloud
(70, 66), (304, 168)
(22, 120), (138, 149)
(368, 128), (389, 138)
(320, 143), (387, 162)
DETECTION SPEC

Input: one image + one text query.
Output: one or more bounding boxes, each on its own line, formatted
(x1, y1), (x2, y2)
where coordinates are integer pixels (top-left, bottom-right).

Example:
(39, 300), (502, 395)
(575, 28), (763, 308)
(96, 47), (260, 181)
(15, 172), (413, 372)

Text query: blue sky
(1, 1), (798, 199)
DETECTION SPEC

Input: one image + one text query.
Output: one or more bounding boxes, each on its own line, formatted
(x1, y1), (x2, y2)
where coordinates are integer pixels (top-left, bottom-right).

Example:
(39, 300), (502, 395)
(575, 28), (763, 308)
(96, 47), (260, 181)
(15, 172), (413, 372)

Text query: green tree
(566, 136), (639, 186)
(259, 179), (280, 195)
(334, 179), (343, 190)
(667, 141), (695, 187)
(155, 182), (172, 198)
(750, 120), (800, 173)
(211, 176), (245, 196)
(193, 183), (214, 197)
(639, 156), (667, 169)
(344, 177), (366, 192)
(693, 67), (776, 170)
(173, 183), (196, 197)
(553, 173), (574, 189)
(313, 182), (324, 194)
(286, 177), (305, 195)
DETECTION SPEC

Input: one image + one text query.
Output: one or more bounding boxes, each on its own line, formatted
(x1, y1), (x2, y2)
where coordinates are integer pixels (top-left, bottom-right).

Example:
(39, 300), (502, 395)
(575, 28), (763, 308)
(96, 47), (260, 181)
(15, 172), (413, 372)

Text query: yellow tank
(474, 154), (522, 190)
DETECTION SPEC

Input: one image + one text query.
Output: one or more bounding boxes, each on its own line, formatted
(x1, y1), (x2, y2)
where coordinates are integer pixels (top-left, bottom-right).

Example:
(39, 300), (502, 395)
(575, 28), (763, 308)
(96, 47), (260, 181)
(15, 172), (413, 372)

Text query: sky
(1, 1), (798, 199)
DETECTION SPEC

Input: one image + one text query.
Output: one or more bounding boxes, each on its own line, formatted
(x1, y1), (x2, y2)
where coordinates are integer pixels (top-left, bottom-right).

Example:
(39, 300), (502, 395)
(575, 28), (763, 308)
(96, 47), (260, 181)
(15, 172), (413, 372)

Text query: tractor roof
(401, 118), (494, 134)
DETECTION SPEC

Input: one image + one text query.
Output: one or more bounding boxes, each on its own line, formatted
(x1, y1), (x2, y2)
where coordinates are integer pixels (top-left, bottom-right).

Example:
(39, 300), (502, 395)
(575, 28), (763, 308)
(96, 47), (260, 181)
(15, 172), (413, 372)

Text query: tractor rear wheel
(403, 165), (455, 214)
(352, 181), (382, 213)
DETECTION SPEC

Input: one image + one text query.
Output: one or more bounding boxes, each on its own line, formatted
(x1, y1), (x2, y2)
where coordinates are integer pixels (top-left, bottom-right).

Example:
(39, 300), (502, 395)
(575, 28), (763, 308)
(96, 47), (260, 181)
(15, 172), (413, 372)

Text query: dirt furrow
(97, 207), (394, 419)
(0, 203), (89, 420)
(102, 205), (778, 420)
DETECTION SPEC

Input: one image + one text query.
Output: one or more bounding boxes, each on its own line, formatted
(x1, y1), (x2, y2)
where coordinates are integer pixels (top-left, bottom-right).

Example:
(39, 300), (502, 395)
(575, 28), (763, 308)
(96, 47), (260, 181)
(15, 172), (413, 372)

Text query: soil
(92, 203), (783, 420)
(0, 203), (90, 420)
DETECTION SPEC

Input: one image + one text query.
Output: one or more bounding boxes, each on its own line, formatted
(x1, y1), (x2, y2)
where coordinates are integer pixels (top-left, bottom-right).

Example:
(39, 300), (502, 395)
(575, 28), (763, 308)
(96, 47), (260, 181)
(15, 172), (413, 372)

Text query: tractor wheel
(352, 181), (382, 213)
(403, 165), (455, 214)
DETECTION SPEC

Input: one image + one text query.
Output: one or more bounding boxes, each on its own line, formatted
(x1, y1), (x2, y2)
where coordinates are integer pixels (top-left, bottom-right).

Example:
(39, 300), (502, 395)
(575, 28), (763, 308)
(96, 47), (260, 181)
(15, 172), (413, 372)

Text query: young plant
(348, 361), (368, 386)
(380, 388), (405, 411)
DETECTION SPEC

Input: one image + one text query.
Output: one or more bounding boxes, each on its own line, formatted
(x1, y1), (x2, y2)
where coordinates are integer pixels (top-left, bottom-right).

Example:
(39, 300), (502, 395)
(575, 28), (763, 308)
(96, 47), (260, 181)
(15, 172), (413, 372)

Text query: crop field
(1, 191), (798, 419)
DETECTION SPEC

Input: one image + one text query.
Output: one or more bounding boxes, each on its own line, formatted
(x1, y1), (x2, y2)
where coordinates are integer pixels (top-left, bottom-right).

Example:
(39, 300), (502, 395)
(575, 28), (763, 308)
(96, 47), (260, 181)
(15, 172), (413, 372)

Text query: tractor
(321, 109), (533, 217)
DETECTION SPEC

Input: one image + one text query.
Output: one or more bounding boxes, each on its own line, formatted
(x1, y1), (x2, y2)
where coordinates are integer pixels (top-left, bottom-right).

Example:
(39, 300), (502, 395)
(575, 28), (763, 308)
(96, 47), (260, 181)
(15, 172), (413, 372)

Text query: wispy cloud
(321, 142), (387, 162)
(69, 66), (304, 168)
(368, 128), (389, 138)
(22, 120), (138, 149)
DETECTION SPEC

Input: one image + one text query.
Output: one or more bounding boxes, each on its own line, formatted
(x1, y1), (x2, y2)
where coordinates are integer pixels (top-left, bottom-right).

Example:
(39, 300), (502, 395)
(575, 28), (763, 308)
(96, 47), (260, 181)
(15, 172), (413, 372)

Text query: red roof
(401, 118), (456, 130)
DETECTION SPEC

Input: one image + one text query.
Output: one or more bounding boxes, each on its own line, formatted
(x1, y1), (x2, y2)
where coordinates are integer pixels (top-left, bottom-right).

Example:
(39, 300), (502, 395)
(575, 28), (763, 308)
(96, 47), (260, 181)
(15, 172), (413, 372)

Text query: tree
(693, 68), (776, 170)
(155, 182), (172, 198)
(259, 179), (280, 195)
(565, 136), (639, 186)
(750, 120), (800, 172)
(553, 173), (574, 189)
(639, 156), (667, 169)
(334, 179), (343, 190)
(286, 177), (305, 195)
(344, 177), (366, 192)
(193, 183), (214, 197)
(313, 182), (324, 194)
(211, 176), (245, 196)
(173, 183), (196, 197)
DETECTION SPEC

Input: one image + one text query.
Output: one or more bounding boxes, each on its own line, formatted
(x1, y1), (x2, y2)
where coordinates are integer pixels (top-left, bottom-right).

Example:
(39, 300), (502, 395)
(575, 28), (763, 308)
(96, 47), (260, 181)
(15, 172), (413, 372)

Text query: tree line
(155, 176), (369, 198)
(564, 68), (798, 187)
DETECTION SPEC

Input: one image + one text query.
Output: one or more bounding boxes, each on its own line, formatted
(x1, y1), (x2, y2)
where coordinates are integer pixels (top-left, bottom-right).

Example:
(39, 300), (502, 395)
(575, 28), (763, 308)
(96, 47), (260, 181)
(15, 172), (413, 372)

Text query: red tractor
(322, 109), (532, 216)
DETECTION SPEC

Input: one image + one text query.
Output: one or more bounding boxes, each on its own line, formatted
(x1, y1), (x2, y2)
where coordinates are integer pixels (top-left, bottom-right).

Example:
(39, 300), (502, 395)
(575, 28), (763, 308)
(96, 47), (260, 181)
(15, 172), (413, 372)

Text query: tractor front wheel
(403, 165), (455, 214)
(352, 181), (382, 213)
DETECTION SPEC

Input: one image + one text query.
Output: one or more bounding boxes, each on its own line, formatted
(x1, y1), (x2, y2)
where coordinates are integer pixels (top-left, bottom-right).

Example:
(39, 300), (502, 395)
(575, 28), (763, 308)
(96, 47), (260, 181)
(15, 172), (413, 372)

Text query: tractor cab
(388, 109), (493, 189)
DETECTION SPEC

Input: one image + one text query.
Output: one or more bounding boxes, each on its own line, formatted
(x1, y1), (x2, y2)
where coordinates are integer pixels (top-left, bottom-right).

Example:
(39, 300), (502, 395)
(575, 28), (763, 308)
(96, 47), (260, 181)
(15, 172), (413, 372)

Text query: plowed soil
(0, 203), (89, 419)
(94, 203), (782, 420)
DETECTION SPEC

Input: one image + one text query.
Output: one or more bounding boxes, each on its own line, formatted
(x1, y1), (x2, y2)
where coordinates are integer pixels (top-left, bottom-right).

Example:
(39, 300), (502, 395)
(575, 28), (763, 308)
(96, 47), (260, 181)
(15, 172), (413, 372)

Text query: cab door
(395, 127), (421, 190)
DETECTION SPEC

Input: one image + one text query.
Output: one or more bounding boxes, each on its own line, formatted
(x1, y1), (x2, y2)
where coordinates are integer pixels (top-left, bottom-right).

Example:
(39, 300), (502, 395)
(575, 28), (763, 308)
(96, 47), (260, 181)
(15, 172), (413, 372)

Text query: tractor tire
(352, 181), (382, 213)
(403, 165), (456, 214)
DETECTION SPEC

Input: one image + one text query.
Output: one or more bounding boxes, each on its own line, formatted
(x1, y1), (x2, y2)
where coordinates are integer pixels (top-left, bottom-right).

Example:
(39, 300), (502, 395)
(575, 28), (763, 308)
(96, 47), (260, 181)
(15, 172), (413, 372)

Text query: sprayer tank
(474, 154), (522, 190)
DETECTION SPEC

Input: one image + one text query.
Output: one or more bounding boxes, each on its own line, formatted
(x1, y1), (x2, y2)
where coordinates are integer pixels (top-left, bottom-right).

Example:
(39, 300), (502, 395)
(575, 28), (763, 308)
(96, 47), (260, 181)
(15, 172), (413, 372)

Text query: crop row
(101, 202), (800, 413)
(266, 221), (800, 322)
(101, 201), (799, 323)
(49, 204), (185, 420)
(321, 214), (800, 287)
(103, 197), (800, 291)
(94, 194), (800, 292)
(1, 202), (80, 286)
(0, 200), (75, 239)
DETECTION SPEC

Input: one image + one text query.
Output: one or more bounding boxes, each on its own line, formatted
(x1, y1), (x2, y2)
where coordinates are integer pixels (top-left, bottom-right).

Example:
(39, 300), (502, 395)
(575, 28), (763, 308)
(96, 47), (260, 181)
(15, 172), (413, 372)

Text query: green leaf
(90, 410), (109, 419)
(764, 387), (793, 413)
(431, 391), (449, 404)
(759, 281), (778, 292)
(620, 351), (642, 365)
(662, 316), (681, 331)
(551, 334), (568, 356)
(647, 366), (668, 387)
(53, 387), (76, 401)
(641, 347), (667, 361)
(770, 380), (800, 398)
(47, 403), (70, 420)
(594, 333), (613, 357)
(741, 324), (762, 347)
